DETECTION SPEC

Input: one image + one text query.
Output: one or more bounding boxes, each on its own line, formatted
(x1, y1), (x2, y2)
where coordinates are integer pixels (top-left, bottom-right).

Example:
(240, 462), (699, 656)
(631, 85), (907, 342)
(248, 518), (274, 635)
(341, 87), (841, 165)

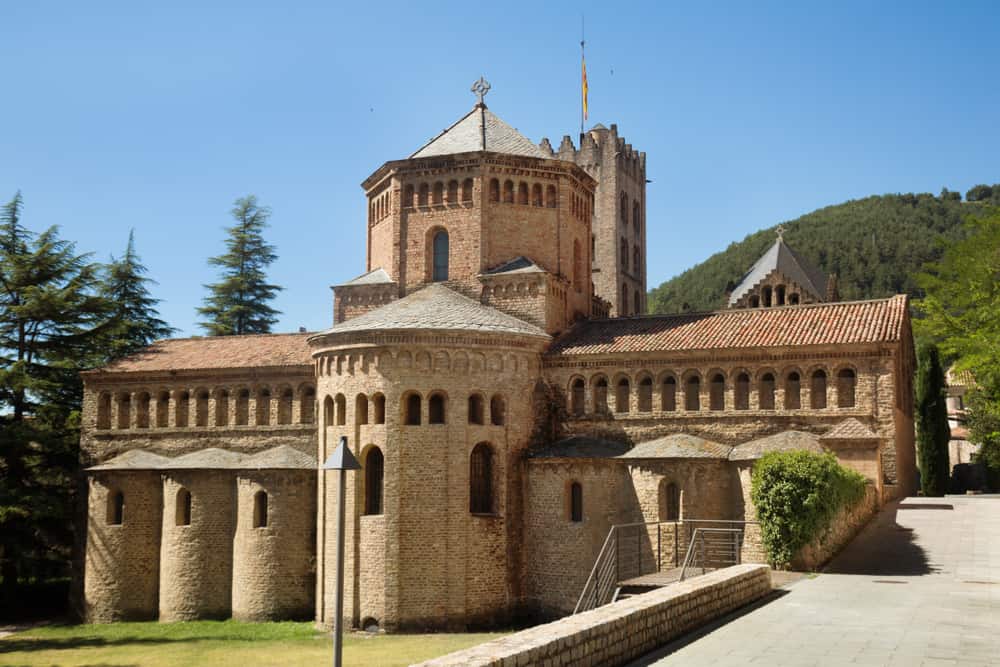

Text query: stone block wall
(414, 564), (772, 667)
(232, 471), (316, 621)
(793, 483), (878, 571)
(84, 472), (162, 622)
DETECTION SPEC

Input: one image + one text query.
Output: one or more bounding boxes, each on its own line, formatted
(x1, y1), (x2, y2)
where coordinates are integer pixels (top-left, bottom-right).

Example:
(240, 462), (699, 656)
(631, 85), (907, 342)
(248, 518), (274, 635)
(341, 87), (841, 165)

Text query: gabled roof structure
(335, 267), (394, 287)
(728, 431), (823, 461)
(619, 434), (733, 459)
(410, 105), (547, 159)
(482, 256), (547, 276)
(821, 419), (880, 441)
(87, 445), (315, 470)
(729, 237), (829, 306)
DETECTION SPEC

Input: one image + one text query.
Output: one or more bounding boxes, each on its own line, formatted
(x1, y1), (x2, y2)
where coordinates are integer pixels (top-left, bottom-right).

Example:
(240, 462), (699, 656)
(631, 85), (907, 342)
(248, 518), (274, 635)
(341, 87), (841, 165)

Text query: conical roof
(728, 237), (828, 306)
(410, 106), (547, 159)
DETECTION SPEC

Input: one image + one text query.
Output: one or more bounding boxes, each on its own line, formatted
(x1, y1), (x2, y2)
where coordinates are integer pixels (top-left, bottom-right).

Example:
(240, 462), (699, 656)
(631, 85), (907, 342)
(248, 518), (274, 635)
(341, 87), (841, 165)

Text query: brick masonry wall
(159, 472), (235, 621)
(84, 472), (162, 622)
(232, 471), (316, 621)
(414, 564), (772, 667)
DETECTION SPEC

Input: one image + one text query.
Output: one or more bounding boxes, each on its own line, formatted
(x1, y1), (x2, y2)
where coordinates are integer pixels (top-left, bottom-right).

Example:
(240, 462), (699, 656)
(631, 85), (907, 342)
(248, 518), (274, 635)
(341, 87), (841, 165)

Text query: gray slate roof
(729, 237), (828, 306)
(729, 430), (823, 461)
(314, 283), (550, 339)
(530, 435), (630, 459)
(87, 445), (315, 471)
(483, 256), (546, 276)
(620, 434), (733, 459)
(821, 418), (879, 440)
(336, 268), (393, 287)
(411, 106), (547, 159)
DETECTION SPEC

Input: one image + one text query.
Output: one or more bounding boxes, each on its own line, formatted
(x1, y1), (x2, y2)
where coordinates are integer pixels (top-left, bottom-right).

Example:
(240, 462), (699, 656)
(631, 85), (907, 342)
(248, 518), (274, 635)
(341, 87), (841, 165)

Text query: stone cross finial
(776, 224), (786, 239)
(471, 77), (491, 106)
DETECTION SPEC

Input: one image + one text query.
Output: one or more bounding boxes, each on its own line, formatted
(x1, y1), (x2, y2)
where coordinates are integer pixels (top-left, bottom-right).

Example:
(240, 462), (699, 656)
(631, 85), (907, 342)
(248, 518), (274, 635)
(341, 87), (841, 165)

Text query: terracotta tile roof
(89, 333), (313, 374)
(946, 365), (977, 389)
(548, 295), (908, 356)
(821, 419), (879, 440)
(314, 283), (550, 339)
(87, 445), (315, 470)
(729, 430), (823, 461)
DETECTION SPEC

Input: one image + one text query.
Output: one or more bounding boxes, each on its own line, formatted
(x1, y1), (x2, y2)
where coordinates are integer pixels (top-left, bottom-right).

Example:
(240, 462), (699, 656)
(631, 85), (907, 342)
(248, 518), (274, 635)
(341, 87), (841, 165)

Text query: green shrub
(750, 450), (867, 567)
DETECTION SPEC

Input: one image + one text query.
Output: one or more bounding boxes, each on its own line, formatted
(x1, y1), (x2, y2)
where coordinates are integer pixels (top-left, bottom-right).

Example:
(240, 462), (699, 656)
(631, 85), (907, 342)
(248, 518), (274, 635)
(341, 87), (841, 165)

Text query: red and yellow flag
(581, 54), (589, 121)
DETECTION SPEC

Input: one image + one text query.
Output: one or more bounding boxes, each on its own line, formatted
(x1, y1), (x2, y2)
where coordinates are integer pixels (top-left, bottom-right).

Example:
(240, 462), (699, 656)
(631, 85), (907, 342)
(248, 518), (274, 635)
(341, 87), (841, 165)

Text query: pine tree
(197, 195), (282, 335)
(0, 191), (109, 605)
(915, 342), (951, 497)
(99, 230), (175, 362)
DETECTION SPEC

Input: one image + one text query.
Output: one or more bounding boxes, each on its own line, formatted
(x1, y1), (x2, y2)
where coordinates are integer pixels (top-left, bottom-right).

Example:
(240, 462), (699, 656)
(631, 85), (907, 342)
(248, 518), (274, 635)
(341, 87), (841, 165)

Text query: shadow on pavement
(822, 500), (935, 576)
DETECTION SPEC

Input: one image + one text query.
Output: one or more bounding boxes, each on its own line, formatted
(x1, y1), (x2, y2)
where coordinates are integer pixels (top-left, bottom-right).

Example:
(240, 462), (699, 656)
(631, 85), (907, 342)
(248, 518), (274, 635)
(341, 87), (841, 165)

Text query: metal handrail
(678, 527), (745, 582)
(573, 525), (619, 614)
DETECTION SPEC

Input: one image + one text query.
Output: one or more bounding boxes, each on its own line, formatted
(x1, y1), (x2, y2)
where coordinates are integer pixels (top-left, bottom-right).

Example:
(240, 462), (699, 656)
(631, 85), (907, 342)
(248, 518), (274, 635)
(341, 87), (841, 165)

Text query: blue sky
(2, 1), (998, 336)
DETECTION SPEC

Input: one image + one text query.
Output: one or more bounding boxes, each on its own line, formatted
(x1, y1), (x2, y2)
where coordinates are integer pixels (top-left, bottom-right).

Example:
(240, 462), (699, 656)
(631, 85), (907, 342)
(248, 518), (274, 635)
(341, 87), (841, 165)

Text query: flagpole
(580, 14), (585, 138)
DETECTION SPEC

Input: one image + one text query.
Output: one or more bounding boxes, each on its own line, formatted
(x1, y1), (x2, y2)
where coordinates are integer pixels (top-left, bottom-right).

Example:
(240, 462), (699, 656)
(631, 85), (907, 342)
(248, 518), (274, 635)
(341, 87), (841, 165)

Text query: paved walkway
(631, 495), (1000, 666)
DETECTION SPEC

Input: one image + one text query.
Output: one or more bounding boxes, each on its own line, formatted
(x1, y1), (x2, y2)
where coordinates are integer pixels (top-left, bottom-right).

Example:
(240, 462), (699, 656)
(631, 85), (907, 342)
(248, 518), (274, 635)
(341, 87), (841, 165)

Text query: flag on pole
(581, 53), (589, 121)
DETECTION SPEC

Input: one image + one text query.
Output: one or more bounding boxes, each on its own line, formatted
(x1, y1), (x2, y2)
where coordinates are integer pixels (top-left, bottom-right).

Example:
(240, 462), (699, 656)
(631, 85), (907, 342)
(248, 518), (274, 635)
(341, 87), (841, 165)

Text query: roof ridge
(409, 106), (480, 158)
(587, 294), (903, 323)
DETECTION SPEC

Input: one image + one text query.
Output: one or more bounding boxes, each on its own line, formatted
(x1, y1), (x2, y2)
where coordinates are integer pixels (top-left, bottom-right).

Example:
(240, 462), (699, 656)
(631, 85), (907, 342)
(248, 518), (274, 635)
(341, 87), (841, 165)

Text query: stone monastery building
(81, 88), (917, 629)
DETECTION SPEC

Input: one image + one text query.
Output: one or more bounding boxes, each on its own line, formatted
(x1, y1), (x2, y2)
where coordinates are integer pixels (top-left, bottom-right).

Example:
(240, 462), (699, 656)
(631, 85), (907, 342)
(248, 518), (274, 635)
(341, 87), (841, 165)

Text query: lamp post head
(322, 436), (361, 471)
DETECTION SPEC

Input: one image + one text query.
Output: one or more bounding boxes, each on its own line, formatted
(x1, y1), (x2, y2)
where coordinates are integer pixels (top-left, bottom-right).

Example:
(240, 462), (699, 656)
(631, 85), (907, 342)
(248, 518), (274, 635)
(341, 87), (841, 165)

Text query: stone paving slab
(630, 495), (1000, 667)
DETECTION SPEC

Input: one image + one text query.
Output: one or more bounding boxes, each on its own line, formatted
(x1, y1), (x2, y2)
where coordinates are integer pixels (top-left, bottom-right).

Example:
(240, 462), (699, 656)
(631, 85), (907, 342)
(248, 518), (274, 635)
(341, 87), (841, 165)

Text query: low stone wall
(793, 483), (878, 571)
(412, 564), (771, 667)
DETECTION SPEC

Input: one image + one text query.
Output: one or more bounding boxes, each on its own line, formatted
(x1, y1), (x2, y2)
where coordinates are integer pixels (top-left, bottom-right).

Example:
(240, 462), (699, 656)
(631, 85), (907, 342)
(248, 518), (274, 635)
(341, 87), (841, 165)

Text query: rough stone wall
(414, 564), (772, 667)
(313, 334), (547, 631)
(158, 472), (235, 621)
(232, 471), (316, 621)
(84, 472), (162, 622)
(793, 483), (878, 570)
(332, 282), (398, 325)
(481, 272), (576, 336)
(824, 442), (883, 496)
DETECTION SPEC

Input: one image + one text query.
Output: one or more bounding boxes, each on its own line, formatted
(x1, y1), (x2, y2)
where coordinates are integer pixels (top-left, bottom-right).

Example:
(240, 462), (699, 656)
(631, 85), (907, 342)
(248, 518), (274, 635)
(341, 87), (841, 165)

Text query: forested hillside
(648, 184), (1000, 314)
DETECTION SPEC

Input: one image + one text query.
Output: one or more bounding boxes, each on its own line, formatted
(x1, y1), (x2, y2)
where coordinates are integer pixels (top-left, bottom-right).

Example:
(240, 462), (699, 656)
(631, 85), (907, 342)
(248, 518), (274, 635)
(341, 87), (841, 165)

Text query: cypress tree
(0, 191), (109, 606)
(99, 230), (175, 362)
(197, 195), (282, 335)
(915, 342), (951, 496)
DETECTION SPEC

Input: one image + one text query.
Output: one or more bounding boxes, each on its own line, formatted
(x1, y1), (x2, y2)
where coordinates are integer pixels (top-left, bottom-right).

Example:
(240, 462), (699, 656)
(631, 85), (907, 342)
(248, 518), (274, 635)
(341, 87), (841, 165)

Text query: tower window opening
(107, 491), (124, 525)
(569, 482), (583, 522)
(432, 230), (449, 282)
(365, 448), (384, 515)
(469, 443), (494, 514)
(176, 488), (192, 526)
(253, 491), (268, 528)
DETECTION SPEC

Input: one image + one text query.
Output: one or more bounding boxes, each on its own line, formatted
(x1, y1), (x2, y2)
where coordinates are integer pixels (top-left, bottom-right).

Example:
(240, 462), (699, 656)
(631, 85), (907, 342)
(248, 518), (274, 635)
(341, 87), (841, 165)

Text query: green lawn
(0, 620), (507, 667)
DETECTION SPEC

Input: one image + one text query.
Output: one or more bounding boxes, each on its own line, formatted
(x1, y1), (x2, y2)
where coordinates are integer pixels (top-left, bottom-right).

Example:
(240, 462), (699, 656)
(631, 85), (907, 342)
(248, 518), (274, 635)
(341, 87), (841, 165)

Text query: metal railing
(678, 527), (745, 581)
(573, 519), (758, 615)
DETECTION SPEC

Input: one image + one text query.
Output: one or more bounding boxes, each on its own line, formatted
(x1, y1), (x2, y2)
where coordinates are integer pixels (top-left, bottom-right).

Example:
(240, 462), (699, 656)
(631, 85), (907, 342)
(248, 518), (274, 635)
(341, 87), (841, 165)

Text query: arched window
(256, 388), (271, 426)
(811, 370), (828, 409)
(365, 448), (384, 515)
(571, 379), (585, 416)
(615, 378), (630, 413)
(418, 183), (429, 206)
(837, 369), (856, 408)
(638, 376), (653, 412)
(462, 178), (474, 202)
(572, 239), (583, 293)
(468, 394), (484, 425)
(490, 395), (506, 426)
(253, 491), (268, 528)
(620, 192), (628, 223)
(633, 202), (641, 234)
(432, 230), (449, 282)
(107, 491), (124, 525)
(175, 391), (190, 427)
(488, 178), (500, 202)
(661, 482), (680, 521)
(789, 293), (800, 305)
(785, 372), (801, 409)
(432, 181), (443, 205)
(135, 392), (150, 429)
(620, 237), (629, 271)
(215, 390), (229, 426)
(97, 393), (111, 429)
(750, 295), (760, 308)
(277, 388), (293, 425)
(447, 180), (458, 204)
(403, 184), (414, 208)
(593, 377), (609, 413)
(569, 482), (583, 522)
(176, 488), (192, 526)
(775, 285), (786, 306)
(429, 393), (446, 424)
(662, 377), (677, 411)
(335, 393), (346, 426)
(502, 180), (514, 203)
(469, 443), (493, 514)
(356, 394), (369, 425)
(762, 286), (773, 308)
(404, 393), (421, 425)
(156, 391), (170, 428)
(517, 182), (529, 205)
(116, 394), (131, 429)
(710, 373), (725, 411)
(546, 184), (557, 208)
(323, 395), (334, 428)
(300, 386), (315, 424)
(634, 289), (641, 315)
(194, 390), (209, 427)
(685, 376), (701, 411)
(735, 373), (750, 410)
(633, 247), (640, 275)
(759, 373), (776, 410)
(372, 394), (386, 424)
(621, 284), (629, 316)
(236, 389), (250, 425)
(532, 183), (543, 206)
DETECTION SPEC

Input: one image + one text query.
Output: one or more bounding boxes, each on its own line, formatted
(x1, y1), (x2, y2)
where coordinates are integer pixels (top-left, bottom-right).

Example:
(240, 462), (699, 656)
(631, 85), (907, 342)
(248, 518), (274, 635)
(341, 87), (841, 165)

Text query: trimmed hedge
(750, 450), (867, 567)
